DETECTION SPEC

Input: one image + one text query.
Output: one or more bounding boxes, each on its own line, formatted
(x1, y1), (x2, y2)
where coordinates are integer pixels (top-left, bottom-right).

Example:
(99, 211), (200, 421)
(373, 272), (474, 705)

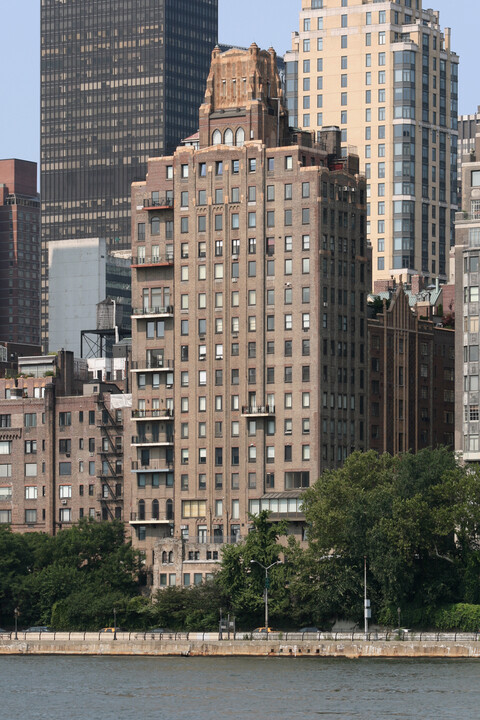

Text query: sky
(0, 0), (477, 169)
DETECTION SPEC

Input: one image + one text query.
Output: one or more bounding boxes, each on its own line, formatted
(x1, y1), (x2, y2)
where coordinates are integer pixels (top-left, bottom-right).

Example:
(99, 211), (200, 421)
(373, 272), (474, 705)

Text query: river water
(1, 655), (479, 719)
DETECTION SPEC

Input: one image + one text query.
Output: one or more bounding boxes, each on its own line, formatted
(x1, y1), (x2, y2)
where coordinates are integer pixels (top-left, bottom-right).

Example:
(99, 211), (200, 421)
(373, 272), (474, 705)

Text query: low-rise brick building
(0, 351), (131, 533)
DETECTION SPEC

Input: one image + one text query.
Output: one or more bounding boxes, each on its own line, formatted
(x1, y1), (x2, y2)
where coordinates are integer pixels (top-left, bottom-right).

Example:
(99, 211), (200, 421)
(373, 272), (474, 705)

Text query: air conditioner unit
(66, 453), (71, 458)
(323, 302), (328, 307)
(199, 354), (206, 361)
(166, 384), (173, 389)
(232, 254), (238, 259)
(232, 278), (238, 282)
(61, 499), (67, 505)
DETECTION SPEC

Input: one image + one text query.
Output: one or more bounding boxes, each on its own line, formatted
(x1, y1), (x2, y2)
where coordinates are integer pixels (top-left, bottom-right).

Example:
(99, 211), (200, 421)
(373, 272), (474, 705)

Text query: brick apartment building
(0, 352), (130, 533)
(128, 44), (371, 589)
(368, 284), (455, 454)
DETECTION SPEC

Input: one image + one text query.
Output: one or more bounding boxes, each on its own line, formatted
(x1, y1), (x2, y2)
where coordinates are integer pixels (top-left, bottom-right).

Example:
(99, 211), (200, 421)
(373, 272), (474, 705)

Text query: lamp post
(364, 556), (371, 638)
(113, 607), (117, 641)
(250, 559), (281, 634)
(14, 607), (19, 640)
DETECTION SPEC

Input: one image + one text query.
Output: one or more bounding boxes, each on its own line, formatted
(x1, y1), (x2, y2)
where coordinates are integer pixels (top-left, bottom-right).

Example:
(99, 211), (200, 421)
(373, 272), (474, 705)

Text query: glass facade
(41, 0), (218, 346)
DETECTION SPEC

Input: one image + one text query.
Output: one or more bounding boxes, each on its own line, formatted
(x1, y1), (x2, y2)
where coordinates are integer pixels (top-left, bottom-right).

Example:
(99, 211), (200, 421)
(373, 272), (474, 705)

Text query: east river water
(1, 655), (479, 719)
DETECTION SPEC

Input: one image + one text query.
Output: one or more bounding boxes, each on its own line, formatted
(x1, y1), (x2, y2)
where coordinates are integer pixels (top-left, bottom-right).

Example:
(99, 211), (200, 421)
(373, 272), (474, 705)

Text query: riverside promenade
(1, 631), (480, 658)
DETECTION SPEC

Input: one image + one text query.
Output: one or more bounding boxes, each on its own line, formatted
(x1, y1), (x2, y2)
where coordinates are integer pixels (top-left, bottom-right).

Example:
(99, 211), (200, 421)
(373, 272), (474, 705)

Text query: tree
(0, 520), (143, 629)
(216, 511), (291, 628)
(297, 448), (478, 627)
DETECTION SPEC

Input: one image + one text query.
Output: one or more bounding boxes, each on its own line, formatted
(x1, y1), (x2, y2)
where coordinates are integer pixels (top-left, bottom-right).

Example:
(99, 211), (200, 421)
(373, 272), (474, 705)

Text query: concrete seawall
(2, 638), (480, 658)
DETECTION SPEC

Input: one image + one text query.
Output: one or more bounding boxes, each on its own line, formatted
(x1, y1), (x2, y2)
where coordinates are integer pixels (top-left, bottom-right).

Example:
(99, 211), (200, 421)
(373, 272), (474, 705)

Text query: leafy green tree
(0, 520), (143, 629)
(298, 448), (476, 627)
(216, 511), (291, 628)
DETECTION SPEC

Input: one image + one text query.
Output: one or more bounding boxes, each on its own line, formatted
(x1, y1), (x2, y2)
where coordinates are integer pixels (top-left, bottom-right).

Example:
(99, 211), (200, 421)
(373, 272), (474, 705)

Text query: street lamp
(113, 607), (117, 641)
(14, 607), (19, 640)
(250, 559), (282, 634)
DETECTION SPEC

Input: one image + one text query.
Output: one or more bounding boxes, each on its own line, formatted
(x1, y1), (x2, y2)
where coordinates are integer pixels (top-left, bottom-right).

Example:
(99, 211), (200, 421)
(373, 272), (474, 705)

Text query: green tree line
(3, 448), (480, 632)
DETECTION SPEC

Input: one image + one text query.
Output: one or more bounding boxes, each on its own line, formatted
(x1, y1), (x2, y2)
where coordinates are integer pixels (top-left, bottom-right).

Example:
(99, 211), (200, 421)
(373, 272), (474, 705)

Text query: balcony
(132, 434), (174, 447)
(131, 358), (174, 372)
(131, 254), (174, 268)
(189, 535), (242, 545)
(132, 409), (174, 421)
(241, 404), (275, 417)
(132, 305), (174, 318)
(129, 512), (173, 525)
(142, 197), (174, 211)
(456, 211), (480, 226)
(131, 461), (174, 473)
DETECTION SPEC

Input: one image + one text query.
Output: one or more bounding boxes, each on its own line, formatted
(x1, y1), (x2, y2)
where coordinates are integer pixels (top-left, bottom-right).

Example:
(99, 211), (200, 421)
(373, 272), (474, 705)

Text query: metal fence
(1, 630), (480, 643)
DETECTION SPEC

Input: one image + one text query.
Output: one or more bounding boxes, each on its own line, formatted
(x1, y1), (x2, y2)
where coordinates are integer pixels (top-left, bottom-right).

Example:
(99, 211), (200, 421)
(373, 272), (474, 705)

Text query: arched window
(224, 128), (233, 146)
(168, 550), (174, 563)
(162, 550), (167, 563)
(166, 499), (173, 520)
(151, 216), (160, 236)
(152, 499), (159, 520)
(212, 129), (222, 145)
(138, 499), (145, 521)
(236, 127), (245, 147)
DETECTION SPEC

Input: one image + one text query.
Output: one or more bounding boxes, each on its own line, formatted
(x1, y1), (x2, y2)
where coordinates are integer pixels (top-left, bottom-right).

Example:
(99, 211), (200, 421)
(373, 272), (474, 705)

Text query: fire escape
(96, 394), (123, 521)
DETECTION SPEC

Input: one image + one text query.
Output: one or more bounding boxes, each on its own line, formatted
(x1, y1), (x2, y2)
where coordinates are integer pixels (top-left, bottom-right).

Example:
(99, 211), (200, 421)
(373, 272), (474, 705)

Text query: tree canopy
(291, 448), (480, 627)
(3, 449), (480, 632)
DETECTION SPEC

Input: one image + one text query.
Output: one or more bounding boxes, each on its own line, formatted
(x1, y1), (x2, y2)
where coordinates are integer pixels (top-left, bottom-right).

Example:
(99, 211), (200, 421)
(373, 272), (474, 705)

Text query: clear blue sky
(0, 0), (477, 168)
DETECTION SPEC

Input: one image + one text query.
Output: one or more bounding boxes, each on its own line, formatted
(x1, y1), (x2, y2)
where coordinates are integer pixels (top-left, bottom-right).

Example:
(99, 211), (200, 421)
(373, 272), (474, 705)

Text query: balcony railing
(132, 305), (174, 317)
(189, 535), (242, 545)
(130, 512), (173, 524)
(132, 434), (174, 446)
(143, 197), (174, 209)
(241, 405), (275, 416)
(131, 358), (174, 370)
(131, 461), (174, 472)
(456, 211), (480, 223)
(131, 254), (174, 266)
(132, 409), (174, 419)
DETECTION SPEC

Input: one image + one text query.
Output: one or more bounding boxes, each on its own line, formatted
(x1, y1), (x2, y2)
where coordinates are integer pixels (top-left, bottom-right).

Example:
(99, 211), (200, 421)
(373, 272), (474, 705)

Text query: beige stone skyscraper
(128, 45), (370, 588)
(285, 0), (458, 289)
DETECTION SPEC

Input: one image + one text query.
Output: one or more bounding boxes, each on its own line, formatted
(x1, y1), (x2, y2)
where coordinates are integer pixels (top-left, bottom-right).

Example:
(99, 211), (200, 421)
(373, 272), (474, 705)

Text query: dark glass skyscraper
(41, 0), (218, 348)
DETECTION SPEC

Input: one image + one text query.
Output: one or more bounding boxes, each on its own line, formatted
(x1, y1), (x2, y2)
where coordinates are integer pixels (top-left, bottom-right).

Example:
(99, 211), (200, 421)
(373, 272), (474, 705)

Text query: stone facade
(368, 285), (454, 454)
(454, 116), (480, 459)
(286, 0), (458, 287)
(128, 45), (371, 589)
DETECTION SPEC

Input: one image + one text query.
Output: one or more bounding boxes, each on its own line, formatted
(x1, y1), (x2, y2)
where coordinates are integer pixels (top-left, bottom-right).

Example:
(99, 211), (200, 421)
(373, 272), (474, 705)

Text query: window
(24, 413), (37, 428)
(25, 463), (37, 477)
(25, 509), (37, 524)
(25, 486), (37, 500)
(59, 412), (71, 427)
(25, 440), (37, 454)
